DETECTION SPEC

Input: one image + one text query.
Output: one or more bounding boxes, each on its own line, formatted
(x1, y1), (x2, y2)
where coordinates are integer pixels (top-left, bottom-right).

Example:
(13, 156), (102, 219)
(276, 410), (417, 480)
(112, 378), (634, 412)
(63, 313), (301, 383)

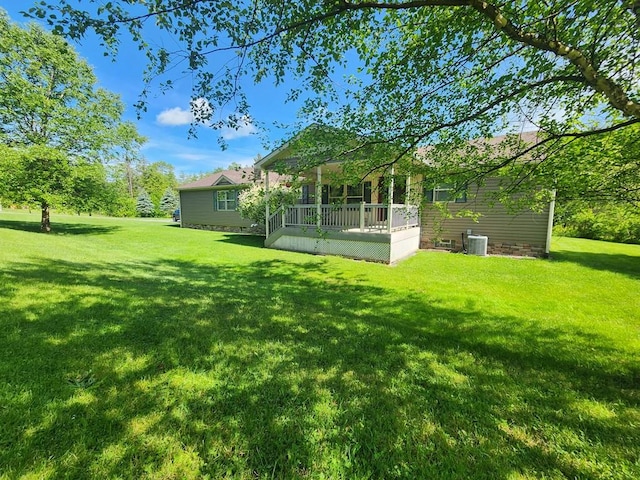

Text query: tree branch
(468, 0), (640, 119)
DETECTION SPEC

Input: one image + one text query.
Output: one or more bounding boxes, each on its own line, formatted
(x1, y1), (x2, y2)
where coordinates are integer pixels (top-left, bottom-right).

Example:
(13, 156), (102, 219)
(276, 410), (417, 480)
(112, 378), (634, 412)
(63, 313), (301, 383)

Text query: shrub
(554, 202), (640, 244)
(238, 182), (299, 230)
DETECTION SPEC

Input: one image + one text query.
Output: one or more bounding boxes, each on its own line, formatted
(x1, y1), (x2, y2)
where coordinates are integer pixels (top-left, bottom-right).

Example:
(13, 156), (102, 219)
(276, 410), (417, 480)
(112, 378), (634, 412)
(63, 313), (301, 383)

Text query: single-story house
(178, 131), (554, 263)
(178, 168), (288, 233)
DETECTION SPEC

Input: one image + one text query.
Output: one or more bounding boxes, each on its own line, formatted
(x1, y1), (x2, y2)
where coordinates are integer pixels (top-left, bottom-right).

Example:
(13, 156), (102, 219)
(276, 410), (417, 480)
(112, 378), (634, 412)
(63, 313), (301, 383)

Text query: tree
(139, 161), (177, 215)
(0, 10), (142, 231)
(113, 122), (148, 199)
(27, 1), (640, 203)
(68, 159), (109, 215)
(159, 187), (179, 215)
(135, 189), (154, 217)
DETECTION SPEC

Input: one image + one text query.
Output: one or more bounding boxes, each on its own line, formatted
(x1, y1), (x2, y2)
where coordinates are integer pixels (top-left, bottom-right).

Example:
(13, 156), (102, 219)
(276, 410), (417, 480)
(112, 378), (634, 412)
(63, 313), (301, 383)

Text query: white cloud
(155, 104), (257, 140)
(156, 107), (194, 126)
(156, 97), (212, 126)
(220, 115), (257, 140)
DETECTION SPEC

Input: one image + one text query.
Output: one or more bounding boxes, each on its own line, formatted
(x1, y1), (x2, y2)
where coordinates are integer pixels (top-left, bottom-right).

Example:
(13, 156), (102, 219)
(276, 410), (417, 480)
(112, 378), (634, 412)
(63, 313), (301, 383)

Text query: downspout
(545, 189), (556, 256)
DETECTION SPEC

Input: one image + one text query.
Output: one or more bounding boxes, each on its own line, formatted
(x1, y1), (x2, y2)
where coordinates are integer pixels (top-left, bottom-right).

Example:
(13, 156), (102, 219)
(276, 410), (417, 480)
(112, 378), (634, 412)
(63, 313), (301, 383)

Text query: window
(346, 182), (372, 204)
(378, 176), (407, 204)
(320, 182), (372, 204)
(215, 190), (237, 211)
(300, 184), (314, 204)
(425, 183), (467, 203)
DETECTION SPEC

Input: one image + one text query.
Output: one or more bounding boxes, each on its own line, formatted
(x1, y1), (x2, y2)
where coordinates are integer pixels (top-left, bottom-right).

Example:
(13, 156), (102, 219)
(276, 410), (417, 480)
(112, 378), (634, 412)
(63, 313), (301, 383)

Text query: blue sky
(2, 3), (301, 176)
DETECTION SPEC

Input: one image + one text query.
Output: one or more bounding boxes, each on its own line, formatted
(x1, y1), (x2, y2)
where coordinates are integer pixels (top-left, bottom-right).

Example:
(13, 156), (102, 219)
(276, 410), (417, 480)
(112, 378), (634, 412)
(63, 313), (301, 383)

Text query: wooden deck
(265, 204), (421, 263)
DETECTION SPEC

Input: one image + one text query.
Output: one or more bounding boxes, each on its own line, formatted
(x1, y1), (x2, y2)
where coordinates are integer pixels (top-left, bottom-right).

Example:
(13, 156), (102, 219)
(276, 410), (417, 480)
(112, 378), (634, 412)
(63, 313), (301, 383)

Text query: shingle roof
(177, 168), (255, 190)
(416, 130), (542, 163)
(178, 168), (291, 190)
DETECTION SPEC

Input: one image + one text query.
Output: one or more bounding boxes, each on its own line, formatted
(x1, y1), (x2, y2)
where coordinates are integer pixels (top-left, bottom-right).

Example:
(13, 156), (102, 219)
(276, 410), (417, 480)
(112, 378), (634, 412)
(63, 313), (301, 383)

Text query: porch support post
(315, 166), (322, 230)
(387, 166), (394, 233)
(545, 189), (556, 255)
(406, 175), (411, 228)
(359, 201), (365, 232)
(265, 170), (270, 238)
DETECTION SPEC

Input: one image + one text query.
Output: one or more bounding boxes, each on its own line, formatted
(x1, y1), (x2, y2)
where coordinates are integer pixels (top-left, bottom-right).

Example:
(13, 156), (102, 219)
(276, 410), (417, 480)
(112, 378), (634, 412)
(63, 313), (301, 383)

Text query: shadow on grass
(0, 257), (638, 478)
(217, 233), (266, 248)
(0, 219), (120, 236)
(552, 250), (640, 279)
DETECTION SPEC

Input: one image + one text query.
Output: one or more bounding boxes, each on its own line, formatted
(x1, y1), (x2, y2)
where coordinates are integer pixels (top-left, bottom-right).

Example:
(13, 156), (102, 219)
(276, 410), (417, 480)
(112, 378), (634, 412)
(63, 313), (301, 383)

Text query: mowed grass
(0, 211), (638, 479)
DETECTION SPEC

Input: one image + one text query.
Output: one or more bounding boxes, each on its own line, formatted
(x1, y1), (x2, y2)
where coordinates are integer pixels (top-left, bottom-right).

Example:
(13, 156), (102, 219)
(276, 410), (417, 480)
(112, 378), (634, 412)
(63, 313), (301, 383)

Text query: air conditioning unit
(467, 235), (488, 256)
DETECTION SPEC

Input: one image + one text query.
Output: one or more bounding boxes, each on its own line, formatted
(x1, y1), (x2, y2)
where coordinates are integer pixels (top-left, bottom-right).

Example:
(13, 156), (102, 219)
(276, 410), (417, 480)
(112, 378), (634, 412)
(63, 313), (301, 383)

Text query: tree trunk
(41, 202), (51, 233)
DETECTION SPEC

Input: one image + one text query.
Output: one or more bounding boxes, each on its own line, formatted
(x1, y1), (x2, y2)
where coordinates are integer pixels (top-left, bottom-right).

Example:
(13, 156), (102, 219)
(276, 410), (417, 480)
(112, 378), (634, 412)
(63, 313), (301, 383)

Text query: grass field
(1, 210), (638, 479)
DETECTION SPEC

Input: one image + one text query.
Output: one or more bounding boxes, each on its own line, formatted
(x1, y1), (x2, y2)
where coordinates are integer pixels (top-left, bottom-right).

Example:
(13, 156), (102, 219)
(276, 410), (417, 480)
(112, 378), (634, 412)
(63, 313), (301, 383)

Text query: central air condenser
(467, 235), (488, 256)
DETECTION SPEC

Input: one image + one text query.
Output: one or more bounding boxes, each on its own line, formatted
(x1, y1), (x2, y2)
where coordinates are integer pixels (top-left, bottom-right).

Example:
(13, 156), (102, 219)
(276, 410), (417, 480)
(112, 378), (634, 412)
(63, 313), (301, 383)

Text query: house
(178, 168), (265, 232)
(256, 130), (553, 262)
(177, 168), (253, 232)
(178, 131), (554, 263)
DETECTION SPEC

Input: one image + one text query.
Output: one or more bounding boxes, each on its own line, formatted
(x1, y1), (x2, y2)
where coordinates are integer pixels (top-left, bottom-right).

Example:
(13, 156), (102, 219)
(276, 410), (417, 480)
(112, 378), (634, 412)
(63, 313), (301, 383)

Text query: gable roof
(177, 168), (256, 190)
(415, 131), (541, 159)
(259, 126), (543, 173)
(178, 167), (291, 190)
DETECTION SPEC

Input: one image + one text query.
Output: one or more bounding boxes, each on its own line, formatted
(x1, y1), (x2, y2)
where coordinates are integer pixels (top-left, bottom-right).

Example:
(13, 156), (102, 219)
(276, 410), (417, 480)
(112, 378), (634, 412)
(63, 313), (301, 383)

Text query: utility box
(467, 235), (488, 256)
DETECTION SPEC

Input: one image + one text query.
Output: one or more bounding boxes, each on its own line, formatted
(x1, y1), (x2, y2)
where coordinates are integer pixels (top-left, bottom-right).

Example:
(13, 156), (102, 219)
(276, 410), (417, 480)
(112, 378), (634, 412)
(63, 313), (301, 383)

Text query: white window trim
(426, 183), (467, 203)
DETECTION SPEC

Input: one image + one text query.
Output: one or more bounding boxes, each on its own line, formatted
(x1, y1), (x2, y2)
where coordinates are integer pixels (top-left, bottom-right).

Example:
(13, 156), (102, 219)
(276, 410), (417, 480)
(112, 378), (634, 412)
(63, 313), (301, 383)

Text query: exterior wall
(267, 227), (420, 263)
(420, 178), (550, 257)
(179, 189), (253, 230)
(389, 227), (421, 263)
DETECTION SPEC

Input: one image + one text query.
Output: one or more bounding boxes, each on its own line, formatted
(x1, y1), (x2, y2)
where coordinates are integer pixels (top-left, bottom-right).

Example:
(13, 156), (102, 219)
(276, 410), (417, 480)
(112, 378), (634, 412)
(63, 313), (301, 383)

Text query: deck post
(387, 166), (394, 233)
(546, 189), (556, 255)
(359, 201), (365, 232)
(282, 205), (286, 229)
(315, 166), (322, 230)
(265, 170), (270, 238)
(405, 176), (411, 228)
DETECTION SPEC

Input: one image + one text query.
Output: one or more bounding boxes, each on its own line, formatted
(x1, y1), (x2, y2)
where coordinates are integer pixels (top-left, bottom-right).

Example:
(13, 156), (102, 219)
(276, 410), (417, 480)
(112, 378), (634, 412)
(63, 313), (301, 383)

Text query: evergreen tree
(135, 189), (154, 217)
(159, 188), (178, 215)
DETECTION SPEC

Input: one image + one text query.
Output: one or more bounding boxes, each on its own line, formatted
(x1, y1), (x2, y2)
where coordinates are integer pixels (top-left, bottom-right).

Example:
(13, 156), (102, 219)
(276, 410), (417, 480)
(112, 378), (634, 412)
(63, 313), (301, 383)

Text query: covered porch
(262, 164), (422, 263)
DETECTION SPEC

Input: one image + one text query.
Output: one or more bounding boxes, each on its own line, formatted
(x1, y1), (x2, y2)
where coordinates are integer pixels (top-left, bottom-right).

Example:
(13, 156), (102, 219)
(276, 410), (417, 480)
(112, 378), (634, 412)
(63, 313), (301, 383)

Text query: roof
(415, 130), (543, 164)
(177, 168), (255, 190)
(178, 168), (291, 190)
(259, 126), (543, 172)
(255, 124), (348, 171)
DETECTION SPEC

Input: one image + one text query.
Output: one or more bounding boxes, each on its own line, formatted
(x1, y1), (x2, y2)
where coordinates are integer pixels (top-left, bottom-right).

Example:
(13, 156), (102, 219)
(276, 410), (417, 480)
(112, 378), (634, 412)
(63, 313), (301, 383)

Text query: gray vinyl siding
(421, 177), (550, 246)
(179, 189), (252, 228)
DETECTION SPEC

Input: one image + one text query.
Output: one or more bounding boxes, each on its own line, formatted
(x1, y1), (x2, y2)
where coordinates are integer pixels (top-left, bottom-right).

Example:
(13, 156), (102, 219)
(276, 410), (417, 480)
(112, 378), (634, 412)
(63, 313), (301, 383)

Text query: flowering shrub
(238, 182), (300, 230)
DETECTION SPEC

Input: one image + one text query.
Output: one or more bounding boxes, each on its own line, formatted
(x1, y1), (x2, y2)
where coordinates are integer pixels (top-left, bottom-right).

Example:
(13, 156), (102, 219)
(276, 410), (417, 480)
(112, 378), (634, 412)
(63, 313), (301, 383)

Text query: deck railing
(267, 203), (419, 237)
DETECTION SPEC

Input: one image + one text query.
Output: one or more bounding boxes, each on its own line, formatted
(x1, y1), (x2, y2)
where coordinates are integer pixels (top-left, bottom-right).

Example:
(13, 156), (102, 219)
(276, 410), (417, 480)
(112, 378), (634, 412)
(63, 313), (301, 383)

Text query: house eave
(178, 184), (251, 192)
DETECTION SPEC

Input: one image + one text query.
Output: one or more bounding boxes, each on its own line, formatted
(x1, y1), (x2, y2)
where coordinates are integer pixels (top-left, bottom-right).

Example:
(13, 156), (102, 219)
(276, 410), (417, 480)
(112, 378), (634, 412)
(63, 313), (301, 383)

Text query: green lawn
(1, 211), (638, 479)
